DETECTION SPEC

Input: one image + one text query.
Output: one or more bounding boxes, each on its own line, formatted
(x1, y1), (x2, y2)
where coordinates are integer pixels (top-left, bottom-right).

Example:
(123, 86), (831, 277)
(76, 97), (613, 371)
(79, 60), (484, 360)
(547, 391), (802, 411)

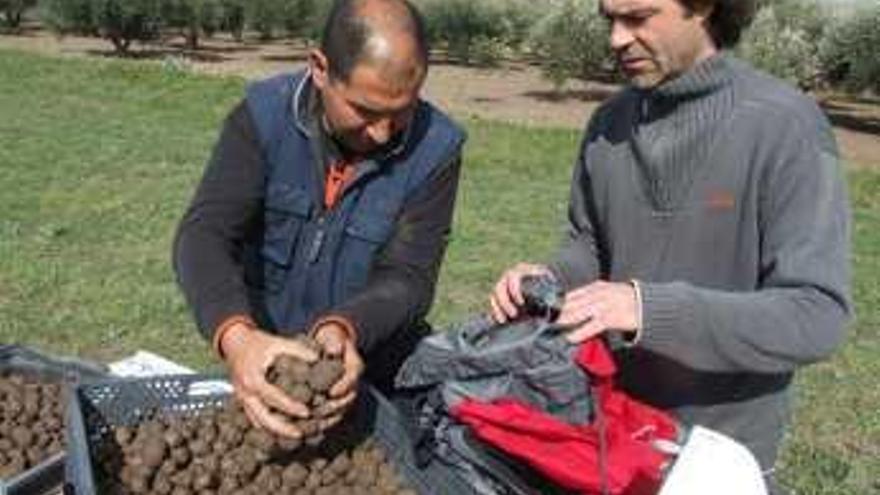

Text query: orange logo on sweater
(706, 190), (736, 210)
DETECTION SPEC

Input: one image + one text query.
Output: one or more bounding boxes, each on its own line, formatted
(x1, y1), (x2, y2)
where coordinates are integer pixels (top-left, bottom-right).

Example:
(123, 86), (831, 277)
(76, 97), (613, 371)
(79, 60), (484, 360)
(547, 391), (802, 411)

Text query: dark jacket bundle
(396, 316), (590, 495)
(396, 314), (680, 495)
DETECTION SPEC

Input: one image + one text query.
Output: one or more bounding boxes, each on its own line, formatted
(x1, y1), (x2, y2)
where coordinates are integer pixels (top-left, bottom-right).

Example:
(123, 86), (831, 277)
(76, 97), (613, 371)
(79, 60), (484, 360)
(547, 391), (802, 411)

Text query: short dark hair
(680, 0), (758, 48)
(320, 0), (430, 82)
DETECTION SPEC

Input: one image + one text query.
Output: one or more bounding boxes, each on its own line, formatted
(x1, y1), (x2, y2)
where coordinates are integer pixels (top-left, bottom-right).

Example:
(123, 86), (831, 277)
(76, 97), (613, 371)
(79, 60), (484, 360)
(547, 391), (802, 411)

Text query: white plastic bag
(659, 425), (767, 495)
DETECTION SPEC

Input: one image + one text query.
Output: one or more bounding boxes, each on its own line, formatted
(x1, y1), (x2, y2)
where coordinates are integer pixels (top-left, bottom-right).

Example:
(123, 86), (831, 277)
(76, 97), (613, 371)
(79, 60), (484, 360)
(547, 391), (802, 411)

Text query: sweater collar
(641, 52), (734, 102)
(633, 52), (735, 122)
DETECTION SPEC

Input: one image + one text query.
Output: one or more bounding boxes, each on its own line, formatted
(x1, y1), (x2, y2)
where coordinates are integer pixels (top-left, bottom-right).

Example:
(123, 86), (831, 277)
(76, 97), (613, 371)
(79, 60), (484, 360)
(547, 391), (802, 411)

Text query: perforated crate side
(0, 345), (107, 495)
(66, 374), (231, 495)
(66, 374), (476, 495)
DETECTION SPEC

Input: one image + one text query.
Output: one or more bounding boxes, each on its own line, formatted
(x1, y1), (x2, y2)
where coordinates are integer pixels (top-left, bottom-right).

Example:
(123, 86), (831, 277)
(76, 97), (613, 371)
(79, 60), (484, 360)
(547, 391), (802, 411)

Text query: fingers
(239, 393), (262, 426)
(314, 390), (356, 419)
(508, 266), (529, 307)
(555, 281), (641, 342)
(314, 325), (345, 357)
(565, 318), (606, 344)
(239, 393), (303, 439)
(317, 413), (345, 432)
(254, 379), (311, 418)
(329, 341), (363, 398)
(489, 292), (509, 323)
(234, 357), (310, 419)
(556, 298), (602, 327)
(490, 263), (550, 323)
(491, 273), (520, 323)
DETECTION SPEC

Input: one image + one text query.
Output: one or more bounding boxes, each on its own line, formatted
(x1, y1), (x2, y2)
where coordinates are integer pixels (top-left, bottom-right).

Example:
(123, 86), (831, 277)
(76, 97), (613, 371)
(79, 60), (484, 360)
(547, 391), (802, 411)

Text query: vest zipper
(308, 215), (327, 264)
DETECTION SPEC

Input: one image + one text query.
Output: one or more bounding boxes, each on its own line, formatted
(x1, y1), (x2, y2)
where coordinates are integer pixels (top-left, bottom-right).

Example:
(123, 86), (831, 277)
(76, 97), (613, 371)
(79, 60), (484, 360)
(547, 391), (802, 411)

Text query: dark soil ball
(307, 359), (344, 394)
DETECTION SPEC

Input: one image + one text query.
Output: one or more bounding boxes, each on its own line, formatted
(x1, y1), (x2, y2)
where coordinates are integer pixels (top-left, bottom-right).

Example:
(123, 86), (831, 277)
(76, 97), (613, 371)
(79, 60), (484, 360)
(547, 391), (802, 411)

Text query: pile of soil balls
(94, 340), (416, 494)
(0, 372), (65, 479)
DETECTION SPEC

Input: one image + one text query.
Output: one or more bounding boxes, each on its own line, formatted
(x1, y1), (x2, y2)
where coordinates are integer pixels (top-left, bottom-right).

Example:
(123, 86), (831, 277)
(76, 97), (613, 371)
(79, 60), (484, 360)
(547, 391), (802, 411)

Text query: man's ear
(309, 49), (330, 90)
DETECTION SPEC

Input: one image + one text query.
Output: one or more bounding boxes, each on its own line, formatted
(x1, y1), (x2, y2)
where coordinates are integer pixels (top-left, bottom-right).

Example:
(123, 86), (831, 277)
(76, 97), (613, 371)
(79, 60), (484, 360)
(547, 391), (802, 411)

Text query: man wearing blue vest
(174, 0), (465, 439)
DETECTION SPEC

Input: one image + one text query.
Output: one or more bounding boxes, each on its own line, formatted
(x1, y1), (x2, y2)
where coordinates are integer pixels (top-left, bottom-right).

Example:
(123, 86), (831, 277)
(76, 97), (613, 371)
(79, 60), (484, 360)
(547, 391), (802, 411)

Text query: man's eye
(625, 11), (653, 23)
(357, 108), (380, 120)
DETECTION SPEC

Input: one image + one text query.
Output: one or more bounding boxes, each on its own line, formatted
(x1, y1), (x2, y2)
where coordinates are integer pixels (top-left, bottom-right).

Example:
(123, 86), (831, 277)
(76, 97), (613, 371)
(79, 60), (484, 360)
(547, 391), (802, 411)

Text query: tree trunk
(186, 25), (199, 50)
(110, 35), (131, 56)
(1, 9), (19, 29)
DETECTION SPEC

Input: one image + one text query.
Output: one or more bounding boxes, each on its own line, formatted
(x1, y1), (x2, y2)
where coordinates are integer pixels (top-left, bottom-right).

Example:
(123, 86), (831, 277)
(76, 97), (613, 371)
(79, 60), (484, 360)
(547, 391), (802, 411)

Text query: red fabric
(451, 340), (678, 495)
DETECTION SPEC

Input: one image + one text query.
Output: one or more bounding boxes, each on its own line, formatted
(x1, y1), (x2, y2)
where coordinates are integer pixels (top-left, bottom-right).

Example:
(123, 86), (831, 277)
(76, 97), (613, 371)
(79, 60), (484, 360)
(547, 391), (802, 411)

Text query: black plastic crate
(65, 374), (476, 495)
(0, 345), (107, 495)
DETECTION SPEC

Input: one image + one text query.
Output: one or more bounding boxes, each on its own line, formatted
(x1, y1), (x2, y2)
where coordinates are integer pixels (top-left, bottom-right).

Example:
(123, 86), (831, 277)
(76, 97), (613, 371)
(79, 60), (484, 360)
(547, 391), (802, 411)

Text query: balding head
(320, 0), (429, 89)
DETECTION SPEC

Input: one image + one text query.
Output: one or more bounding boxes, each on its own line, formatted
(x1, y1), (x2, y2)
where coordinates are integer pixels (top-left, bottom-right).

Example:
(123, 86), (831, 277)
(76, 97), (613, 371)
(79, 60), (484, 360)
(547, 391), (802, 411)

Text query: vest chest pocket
(257, 185), (313, 293)
(338, 211), (395, 295)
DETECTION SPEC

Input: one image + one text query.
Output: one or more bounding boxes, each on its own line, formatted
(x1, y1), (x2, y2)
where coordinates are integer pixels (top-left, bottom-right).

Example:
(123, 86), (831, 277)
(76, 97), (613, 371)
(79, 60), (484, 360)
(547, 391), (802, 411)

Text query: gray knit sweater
(551, 53), (852, 469)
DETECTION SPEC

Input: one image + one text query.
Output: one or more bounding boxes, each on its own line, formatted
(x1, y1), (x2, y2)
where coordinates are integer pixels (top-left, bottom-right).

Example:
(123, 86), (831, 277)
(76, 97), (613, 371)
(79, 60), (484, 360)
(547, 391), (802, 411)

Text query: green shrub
(161, 0), (221, 49)
(493, 0), (541, 52)
(469, 35), (510, 68)
(529, 0), (610, 91)
(246, 0), (279, 40)
(301, 0), (332, 42)
(38, 0), (95, 35)
(819, 5), (880, 94)
(217, 0), (244, 40)
(763, 0), (824, 44)
(40, 0), (162, 54)
(738, 3), (822, 90)
(420, 0), (510, 66)
(281, 0), (318, 40)
(0, 0), (37, 29)
(91, 0), (163, 54)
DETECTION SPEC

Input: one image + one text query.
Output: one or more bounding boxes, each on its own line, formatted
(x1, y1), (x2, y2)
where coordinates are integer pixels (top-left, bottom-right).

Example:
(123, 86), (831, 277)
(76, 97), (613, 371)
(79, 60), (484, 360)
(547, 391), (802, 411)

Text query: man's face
(312, 54), (422, 155)
(600, 0), (716, 88)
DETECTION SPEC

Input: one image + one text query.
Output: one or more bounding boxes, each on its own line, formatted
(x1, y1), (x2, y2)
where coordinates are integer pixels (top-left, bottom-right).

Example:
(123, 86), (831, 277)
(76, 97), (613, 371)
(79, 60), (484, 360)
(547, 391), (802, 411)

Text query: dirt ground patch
(2, 26), (878, 169)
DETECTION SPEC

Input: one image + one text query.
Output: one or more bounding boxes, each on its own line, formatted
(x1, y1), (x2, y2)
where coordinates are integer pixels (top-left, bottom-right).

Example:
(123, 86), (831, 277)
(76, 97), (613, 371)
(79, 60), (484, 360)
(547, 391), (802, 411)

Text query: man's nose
(609, 21), (635, 52)
(366, 118), (393, 145)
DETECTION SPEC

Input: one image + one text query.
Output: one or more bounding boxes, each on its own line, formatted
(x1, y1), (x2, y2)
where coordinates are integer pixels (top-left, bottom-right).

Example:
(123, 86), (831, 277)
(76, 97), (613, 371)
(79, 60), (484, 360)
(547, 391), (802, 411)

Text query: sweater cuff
(639, 283), (688, 350)
(620, 279), (644, 347)
(309, 314), (359, 345)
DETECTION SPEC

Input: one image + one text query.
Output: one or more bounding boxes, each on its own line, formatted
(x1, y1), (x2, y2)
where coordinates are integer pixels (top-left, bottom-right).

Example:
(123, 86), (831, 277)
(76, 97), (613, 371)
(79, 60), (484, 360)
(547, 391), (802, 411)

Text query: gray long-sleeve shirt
(551, 54), (852, 469)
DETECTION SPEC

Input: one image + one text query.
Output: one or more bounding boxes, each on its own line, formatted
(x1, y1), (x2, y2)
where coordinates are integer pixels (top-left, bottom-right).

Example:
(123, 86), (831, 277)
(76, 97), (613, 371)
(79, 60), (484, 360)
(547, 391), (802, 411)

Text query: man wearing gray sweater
(490, 0), (852, 488)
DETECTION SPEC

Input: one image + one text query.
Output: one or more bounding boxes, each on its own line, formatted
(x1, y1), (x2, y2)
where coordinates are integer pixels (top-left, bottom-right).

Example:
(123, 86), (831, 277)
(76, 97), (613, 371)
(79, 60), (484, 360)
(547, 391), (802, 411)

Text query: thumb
(315, 325), (346, 357)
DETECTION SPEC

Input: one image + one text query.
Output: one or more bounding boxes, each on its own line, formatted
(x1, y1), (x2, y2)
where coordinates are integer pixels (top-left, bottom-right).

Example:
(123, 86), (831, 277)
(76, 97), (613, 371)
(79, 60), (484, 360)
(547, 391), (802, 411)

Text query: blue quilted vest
(243, 71), (465, 335)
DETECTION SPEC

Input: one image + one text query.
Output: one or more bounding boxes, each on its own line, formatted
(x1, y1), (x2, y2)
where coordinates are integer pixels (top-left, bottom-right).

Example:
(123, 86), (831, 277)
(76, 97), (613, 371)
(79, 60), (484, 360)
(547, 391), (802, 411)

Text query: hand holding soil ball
(221, 323), (360, 440)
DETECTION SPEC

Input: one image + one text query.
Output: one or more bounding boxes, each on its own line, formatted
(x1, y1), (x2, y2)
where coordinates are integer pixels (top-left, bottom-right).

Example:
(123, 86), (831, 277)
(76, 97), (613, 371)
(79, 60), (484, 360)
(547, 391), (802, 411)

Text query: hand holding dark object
(489, 263), (556, 323)
(520, 274), (565, 322)
(221, 324), (319, 439)
(555, 281), (639, 343)
(311, 323), (364, 430)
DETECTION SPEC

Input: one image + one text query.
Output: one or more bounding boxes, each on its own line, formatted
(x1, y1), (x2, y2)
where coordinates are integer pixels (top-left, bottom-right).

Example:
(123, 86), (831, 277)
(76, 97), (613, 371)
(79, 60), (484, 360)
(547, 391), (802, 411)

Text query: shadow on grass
(260, 53), (309, 64)
(0, 19), (44, 37)
(84, 47), (230, 63)
(523, 86), (618, 103)
(427, 48), (533, 72)
(161, 39), (262, 54)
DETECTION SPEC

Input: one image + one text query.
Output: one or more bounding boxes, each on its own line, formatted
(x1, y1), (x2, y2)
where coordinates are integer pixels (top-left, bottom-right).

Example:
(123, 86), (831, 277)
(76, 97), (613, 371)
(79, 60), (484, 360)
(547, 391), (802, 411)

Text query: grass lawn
(0, 49), (878, 493)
